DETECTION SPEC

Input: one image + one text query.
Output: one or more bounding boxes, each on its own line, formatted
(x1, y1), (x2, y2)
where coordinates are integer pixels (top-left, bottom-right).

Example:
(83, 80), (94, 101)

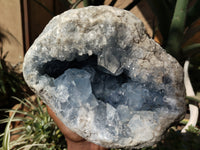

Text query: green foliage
(0, 49), (25, 98)
(166, 0), (189, 60)
(0, 97), (67, 150)
(186, 96), (200, 103)
(147, 0), (175, 44)
(0, 32), (26, 107)
(187, 125), (200, 134)
(148, 0), (200, 63)
(1, 104), (19, 150)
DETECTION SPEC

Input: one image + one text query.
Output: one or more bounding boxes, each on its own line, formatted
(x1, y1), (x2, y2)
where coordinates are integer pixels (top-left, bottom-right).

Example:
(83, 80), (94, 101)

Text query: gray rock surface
(23, 6), (185, 149)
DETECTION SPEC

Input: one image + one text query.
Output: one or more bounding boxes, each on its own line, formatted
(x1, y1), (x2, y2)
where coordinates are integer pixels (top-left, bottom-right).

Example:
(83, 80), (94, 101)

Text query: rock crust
(23, 6), (185, 148)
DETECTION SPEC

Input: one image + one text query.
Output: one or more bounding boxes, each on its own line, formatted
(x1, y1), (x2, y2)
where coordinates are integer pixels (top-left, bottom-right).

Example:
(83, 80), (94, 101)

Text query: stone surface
(23, 6), (185, 149)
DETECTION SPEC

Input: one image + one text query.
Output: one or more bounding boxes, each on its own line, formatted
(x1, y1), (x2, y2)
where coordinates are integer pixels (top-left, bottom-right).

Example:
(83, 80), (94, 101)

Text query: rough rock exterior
(23, 6), (185, 149)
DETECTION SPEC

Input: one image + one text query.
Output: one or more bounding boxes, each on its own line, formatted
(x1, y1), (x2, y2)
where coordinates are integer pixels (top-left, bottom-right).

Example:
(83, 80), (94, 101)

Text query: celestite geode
(23, 6), (185, 149)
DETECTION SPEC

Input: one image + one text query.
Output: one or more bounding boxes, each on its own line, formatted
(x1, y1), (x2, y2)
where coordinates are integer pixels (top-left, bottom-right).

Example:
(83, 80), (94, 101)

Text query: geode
(23, 6), (185, 149)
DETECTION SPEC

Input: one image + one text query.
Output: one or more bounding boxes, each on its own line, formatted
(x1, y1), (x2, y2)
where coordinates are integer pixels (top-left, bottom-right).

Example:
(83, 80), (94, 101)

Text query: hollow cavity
(41, 54), (169, 111)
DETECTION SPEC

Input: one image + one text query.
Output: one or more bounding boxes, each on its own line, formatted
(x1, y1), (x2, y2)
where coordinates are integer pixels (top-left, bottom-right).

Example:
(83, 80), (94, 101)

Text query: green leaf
(109, 0), (117, 6)
(83, 0), (90, 7)
(17, 143), (47, 150)
(36, 97), (44, 115)
(11, 97), (31, 108)
(33, 0), (54, 16)
(2, 51), (9, 60)
(182, 43), (200, 56)
(0, 84), (6, 94)
(59, 0), (71, 9)
(0, 117), (27, 124)
(186, 96), (200, 103)
(71, 0), (82, 9)
(166, 0), (189, 60)
(10, 86), (16, 93)
(186, 125), (200, 134)
(180, 119), (188, 125)
(183, 24), (200, 44)
(21, 97), (38, 110)
(124, 0), (141, 11)
(5, 109), (36, 118)
(147, 0), (174, 44)
(2, 104), (20, 150)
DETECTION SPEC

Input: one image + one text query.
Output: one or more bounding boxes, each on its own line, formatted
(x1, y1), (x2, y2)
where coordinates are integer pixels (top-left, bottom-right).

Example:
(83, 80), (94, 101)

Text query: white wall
(0, 0), (24, 68)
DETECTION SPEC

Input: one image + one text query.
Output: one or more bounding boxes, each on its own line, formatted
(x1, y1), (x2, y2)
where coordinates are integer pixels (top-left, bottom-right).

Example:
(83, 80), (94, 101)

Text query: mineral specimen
(23, 6), (185, 149)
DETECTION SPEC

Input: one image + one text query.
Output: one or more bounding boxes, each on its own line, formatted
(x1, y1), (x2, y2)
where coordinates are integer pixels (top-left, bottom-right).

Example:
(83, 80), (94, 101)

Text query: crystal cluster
(23, 6), (185, 148)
